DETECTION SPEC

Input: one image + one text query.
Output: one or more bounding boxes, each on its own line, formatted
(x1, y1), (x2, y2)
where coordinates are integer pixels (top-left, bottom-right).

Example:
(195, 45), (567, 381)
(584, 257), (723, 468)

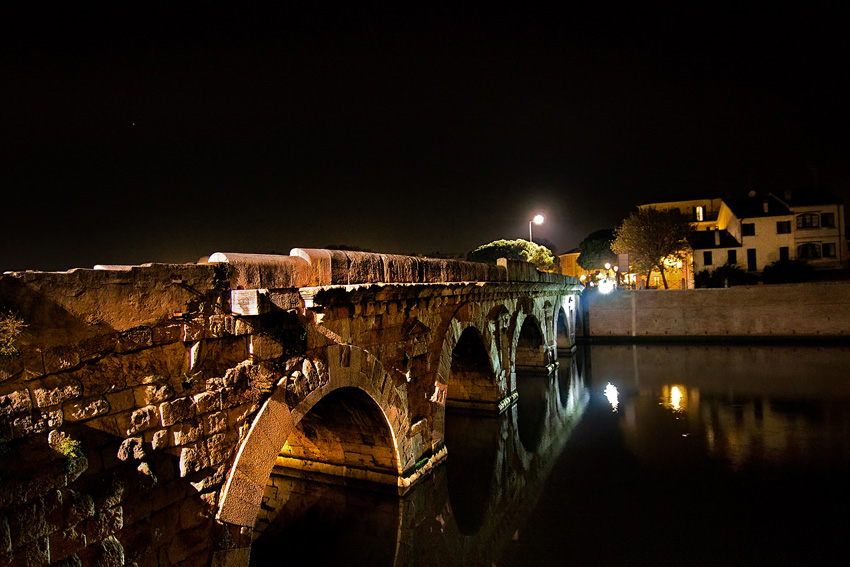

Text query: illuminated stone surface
(0, 249), (581, 566)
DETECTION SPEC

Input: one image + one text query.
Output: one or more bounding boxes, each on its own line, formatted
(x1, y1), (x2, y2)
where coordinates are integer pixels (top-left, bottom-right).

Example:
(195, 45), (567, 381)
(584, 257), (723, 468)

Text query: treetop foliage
(612, 207), (693, 288)
(577, 229), (617, 270)
(467, 239), (556, 272)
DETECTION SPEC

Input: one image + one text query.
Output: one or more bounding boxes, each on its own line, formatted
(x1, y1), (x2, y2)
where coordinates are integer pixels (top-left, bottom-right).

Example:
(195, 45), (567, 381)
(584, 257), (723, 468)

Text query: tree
(576, 229), (617, 270)
(467, 239), (556, 272)
(612, 208), (693, 289)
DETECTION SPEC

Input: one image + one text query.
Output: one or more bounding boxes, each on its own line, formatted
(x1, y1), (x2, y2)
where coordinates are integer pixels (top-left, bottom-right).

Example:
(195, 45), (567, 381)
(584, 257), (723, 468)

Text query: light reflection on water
(251, 345), (850, 566)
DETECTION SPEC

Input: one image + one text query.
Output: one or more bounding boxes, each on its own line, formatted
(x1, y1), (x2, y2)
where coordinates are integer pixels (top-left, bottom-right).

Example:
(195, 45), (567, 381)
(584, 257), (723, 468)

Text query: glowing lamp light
(598, 279), (615, 294)
(604, 382), (619, 412)
(528, 213), (545, 241)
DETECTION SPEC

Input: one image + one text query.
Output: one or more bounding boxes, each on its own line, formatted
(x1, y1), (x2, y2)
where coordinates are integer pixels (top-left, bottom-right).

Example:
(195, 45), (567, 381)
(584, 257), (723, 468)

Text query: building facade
(638, 188), (847, 288)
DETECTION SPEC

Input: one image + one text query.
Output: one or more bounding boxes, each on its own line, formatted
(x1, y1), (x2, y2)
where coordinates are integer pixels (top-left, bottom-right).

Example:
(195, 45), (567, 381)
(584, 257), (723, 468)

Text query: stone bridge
(0, 249), (583, 566)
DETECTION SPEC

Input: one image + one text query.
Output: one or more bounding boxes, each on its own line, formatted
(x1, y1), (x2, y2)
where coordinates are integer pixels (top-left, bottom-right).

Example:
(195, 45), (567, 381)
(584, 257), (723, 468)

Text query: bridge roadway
(0, 248), (582, 566)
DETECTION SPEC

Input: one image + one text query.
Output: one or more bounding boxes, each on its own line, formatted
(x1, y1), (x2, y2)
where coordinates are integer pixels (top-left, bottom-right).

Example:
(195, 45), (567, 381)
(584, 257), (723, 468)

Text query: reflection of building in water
(616, 383), (848, 471)
(696, 394), (847, 470)
(589, 345), (850, 471)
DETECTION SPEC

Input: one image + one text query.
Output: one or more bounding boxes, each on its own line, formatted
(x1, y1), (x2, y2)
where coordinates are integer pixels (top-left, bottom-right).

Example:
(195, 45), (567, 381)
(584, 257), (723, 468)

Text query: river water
(250, 345), (850, 566)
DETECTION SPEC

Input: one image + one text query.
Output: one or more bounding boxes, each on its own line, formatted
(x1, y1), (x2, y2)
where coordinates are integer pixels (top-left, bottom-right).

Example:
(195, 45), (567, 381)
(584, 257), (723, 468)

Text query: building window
(797, 213), (820, 229)
(797, 243), (821, 259)
(742, 223), (755, 236)
(695, 206), (705, 221)
(823, 242), (837, 258)
(776, 220), (791, 234)
(779, 247), (789, 261)
(727, 250), (737, 265)
(703, 251), (712, 266)
(821, 212), (836, 228)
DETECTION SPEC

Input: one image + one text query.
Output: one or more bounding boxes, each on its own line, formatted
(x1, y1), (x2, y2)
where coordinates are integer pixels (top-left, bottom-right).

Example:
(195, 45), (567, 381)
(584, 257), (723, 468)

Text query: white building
(643, 188), (847, 285)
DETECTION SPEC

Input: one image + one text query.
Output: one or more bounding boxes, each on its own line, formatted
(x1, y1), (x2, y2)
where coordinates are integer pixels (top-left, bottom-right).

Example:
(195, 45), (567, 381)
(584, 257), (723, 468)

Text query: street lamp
(529, 214), (545, 242)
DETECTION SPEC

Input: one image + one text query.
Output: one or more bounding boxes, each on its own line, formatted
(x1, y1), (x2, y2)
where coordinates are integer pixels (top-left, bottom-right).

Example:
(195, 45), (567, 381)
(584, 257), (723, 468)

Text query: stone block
(178, 442), (210, 477)
(203, 411), (227, 437)
(32, 377), (83, 408)
(20, 347), (46, 380)
(116, 327), (153, 353)
(77, 534), (124, 567)
(193, 391), (221, 415)
(64, 490), (95, 525)
(104, 389), (135, 414)
(48, 524), (87, 563)
(84, 506), (123, 542)
(205, 433), (234, 468)
(42, 345), (81, 375)
(12, 407), (62, 438)
(76, 334), (118, 364)
(151, 323), (182, 345)
(188, 465), (226, 494)
(117, 437), (146, 463)
(162, 522), (214, 565)
(171, 421), (202, 447)
(52, 554), (83, 567)
(134, 384), (174, 407)
(7, 498), (49, 547)
(182, 318), (206, 342)
(0, 515), (10, 555)
(150, 429), (169, 450)
(0, 356), (23, 383)
(0, 389), (31, 419)
(6, 535), (49, 566)
(149, 504), (180, 548)
(159, 397), (195, 428)
(64, 397), (110, 422)
(207, 315), (230, 338)
(124, 406), (159, 436)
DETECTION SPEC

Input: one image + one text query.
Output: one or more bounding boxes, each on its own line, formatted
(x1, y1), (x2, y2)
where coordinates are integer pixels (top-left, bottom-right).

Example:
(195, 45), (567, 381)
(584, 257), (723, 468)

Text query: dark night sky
(2, 2), (849, 272)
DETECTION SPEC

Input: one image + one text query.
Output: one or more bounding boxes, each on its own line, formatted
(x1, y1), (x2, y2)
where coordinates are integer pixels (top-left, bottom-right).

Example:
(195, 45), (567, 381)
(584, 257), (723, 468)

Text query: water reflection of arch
(556, 295), (577, 356)
(250, 360), (589, 566)
(440, 360), (589, 564)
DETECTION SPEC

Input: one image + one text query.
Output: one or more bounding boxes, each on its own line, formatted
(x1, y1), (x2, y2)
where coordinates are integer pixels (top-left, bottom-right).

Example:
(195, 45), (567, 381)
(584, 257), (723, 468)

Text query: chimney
(784, 189), (792, 201)
(763, 200), (769, 213)
(714, 231), (720, 246)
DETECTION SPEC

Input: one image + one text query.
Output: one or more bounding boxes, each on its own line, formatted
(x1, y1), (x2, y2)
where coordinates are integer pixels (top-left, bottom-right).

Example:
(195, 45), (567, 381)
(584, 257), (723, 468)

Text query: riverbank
(580, 281), (850, 342)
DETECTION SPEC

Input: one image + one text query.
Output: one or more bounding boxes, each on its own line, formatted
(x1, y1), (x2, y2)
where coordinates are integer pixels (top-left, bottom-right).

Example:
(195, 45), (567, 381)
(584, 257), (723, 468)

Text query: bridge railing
(207, 248), (580, 289)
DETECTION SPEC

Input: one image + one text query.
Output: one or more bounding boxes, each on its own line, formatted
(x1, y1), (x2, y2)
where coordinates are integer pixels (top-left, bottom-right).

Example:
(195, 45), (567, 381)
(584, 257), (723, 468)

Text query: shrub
(467, 239), (556, 271)
(695, 264), (758, 288)
(762, 259), (814, 284)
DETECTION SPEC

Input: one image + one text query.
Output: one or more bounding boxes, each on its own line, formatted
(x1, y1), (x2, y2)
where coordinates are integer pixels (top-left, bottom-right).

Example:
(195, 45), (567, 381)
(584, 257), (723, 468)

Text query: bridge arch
(444, 325), (503, 412)
(514, 313), (547, 371)
(215, 355), (406, 563)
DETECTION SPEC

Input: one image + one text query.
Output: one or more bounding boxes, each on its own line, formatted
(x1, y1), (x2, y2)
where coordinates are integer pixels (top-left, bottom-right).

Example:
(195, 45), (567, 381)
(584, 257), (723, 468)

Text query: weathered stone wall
(584, 281), (850, 339)
(0, 250), (582, 566)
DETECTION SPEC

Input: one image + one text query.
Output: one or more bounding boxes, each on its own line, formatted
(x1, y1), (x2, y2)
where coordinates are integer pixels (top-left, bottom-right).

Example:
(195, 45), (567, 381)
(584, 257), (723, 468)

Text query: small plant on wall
(0, 311), (25, 357)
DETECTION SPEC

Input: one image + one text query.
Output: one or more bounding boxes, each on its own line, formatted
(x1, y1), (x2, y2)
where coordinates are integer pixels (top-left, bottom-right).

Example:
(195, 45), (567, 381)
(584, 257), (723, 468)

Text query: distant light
(604, 262), (611, 270)
(532, 214), (545, 225)
(598, 279), (615, 294)
(604, 382), (619, 412)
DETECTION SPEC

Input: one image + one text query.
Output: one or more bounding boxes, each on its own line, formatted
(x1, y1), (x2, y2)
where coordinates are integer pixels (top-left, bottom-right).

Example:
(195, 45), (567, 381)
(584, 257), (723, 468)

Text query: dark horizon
(3, 3), (849, 272)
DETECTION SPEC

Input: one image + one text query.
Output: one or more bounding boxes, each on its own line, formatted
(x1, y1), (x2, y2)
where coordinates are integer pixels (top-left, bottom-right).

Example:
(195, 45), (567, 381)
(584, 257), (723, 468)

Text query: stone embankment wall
(0, 248), (578, 567)
(583, 281), (850, 340)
